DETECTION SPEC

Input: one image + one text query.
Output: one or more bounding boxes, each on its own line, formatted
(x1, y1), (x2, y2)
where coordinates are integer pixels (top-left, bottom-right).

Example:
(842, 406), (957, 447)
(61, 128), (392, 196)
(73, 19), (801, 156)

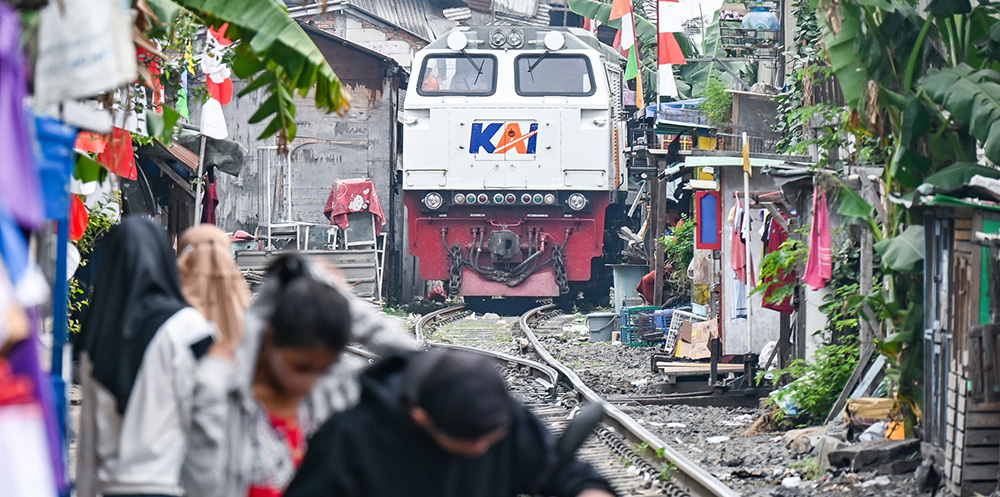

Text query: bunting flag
(610, 0), (644, 108)
(658, 0), (686, 99)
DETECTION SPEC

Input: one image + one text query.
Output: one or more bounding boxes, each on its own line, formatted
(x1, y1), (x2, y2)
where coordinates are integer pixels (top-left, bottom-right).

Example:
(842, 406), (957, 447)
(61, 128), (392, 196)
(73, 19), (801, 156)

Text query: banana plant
(810, 0), (1000, 434)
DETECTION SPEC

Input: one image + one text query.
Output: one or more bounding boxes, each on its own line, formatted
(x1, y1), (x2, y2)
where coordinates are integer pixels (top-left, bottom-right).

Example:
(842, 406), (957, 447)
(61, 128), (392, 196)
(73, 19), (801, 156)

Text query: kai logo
(469, 122), (538, 154)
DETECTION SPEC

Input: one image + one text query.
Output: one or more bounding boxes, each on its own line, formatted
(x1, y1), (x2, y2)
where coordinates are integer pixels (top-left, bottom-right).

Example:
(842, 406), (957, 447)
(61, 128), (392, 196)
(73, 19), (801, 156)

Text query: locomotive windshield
(515, 54), (594, 96)
(417, 54), (497, 96)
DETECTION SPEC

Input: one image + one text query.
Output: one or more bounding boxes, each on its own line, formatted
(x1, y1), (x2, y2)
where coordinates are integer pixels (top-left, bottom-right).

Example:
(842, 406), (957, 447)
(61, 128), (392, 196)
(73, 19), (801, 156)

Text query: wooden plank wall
(946, 212), (1000, 496)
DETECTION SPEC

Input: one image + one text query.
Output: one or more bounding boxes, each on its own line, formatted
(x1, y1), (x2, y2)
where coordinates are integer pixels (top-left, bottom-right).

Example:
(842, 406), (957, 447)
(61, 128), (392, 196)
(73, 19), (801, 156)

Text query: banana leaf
(923, 64), (1000, 165)
(674, 10), (752, 99)
(874, 225), (925, 274)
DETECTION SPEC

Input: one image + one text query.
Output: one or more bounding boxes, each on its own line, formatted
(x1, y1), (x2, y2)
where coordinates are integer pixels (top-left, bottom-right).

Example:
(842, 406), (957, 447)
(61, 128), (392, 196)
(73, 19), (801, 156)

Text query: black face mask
(79, 216), (188, 415)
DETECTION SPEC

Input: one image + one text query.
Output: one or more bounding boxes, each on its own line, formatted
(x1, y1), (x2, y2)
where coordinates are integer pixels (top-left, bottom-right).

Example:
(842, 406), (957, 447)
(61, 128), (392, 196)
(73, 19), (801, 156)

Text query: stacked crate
(620, 305), (660, 347)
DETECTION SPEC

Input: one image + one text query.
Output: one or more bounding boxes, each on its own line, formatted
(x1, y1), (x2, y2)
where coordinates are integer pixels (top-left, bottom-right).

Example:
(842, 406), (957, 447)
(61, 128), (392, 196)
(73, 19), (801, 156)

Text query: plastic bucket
(609, 264), (649, 317)
(586, 312), (617, 342)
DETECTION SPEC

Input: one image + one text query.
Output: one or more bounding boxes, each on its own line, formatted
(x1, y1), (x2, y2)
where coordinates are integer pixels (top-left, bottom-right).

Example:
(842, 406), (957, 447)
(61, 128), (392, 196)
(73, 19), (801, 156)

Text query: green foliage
(750, 237), (806, 307)
(805, 0), (1000, 434)
(923, 64), (1000, 165)
(765, 336), (859, 425)
(790, 457), (821, 480)
(657, 216), (695, 294)
(701, 77), (732, 125)
(675, 10), (756, 100)
(68, 192), (120, 335)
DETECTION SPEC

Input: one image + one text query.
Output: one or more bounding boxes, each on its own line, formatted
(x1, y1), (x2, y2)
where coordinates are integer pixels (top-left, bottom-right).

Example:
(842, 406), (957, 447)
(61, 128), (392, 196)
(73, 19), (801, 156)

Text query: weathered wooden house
(212, 24), (409, 300)
(921, 165), (1000, 496)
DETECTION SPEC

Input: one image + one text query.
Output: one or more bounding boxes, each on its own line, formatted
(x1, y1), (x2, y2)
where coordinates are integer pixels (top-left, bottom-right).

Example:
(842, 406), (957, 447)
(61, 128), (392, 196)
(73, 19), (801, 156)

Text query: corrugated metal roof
(495, 0), (539, 17)
(347, 0), (435, 40)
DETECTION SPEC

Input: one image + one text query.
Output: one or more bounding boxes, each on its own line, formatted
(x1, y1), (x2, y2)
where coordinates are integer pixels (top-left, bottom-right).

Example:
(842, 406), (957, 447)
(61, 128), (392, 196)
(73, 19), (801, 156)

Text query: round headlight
(423, 192), (444, 210)
(544, 194), (556, 205)
(507, 29), (524, 48)
(493, 193), (505, 204)
(453, 193), (466, 205)
(478, 194), (489, 204)
(567, 193), (588, 211)
(543, 31), (565, 51)
(521, 193), (532, 204)
(447, 31), (469, 51)
(489, 29), (507, 48)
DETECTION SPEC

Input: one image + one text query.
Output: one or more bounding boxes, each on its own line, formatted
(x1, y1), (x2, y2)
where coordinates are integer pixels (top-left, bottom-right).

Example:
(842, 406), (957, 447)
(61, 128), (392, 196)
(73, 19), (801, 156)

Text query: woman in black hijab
(75, 217), (230, 497)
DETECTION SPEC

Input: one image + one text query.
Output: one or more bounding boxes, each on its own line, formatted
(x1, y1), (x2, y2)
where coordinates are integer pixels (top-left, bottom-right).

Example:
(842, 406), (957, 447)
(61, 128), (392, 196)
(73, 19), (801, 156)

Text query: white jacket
(76, 307), (227, 497)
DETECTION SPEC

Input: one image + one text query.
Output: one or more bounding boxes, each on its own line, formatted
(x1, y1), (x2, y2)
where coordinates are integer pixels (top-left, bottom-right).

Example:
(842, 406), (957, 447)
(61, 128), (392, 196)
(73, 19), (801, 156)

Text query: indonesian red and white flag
(610, 0), (644, 108)
(658, 0), (686, 99)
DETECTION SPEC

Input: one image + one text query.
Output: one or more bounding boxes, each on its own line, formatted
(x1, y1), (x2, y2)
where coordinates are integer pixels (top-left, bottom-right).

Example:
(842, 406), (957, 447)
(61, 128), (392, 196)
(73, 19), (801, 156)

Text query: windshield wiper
(527, 50), (550, 73)
(459, 50), (484, 84)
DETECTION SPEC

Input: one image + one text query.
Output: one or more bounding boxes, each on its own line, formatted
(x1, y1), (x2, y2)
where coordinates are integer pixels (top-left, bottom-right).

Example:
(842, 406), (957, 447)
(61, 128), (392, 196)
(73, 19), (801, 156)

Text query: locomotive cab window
(515, 54), (595, 96)
(417, 54), (497, 96)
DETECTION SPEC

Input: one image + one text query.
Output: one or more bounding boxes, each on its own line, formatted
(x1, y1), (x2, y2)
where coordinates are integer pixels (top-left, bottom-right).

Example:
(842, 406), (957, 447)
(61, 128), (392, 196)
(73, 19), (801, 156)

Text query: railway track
(411, 303), (740, 497)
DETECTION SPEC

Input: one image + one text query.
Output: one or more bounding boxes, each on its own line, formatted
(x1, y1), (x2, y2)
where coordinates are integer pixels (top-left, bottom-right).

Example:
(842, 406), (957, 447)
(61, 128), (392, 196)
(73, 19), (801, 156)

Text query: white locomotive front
(404, 26), (625, 301)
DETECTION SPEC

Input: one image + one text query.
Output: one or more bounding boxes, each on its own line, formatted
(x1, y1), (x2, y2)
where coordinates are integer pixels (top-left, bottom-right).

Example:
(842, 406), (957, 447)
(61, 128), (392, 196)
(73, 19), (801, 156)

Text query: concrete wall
(304, 11), (427, 68)
(719, 166), (784, 355)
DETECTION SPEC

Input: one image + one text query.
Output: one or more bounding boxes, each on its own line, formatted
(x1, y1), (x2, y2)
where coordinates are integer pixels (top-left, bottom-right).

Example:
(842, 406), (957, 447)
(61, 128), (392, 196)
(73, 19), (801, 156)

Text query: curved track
(411, 304), (739, 497)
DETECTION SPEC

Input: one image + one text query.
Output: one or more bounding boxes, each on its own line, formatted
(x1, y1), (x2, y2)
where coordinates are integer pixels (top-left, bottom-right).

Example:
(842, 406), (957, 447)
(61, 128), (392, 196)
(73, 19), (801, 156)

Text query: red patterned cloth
(323, 179), (385, 235)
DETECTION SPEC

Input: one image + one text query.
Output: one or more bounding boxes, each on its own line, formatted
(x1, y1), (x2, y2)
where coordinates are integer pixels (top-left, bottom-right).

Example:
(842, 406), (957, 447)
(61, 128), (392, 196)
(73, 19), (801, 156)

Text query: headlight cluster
(489, 28), (524, 49)
(425, 191), (567, 209)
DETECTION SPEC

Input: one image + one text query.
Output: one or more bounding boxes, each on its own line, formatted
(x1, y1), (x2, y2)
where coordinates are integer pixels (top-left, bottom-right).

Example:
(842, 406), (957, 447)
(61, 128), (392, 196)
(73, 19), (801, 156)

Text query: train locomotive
(403, 26), (626, 303)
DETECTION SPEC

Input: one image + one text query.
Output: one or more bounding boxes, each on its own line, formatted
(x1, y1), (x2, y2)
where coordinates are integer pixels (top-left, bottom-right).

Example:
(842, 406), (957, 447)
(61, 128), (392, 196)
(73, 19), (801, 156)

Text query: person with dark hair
(194, 253), (415, 497)
(283, 350), (618, 497)
(75, 217), (230, 497)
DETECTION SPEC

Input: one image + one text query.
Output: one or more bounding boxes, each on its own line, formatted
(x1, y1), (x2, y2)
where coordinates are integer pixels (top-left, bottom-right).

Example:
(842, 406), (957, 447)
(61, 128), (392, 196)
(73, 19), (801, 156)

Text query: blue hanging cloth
(34, 115), (79, 222)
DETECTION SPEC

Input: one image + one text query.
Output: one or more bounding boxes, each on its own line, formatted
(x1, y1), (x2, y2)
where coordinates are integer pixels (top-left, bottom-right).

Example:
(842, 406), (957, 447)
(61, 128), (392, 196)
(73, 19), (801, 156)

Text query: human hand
(207, 332), (237, 362)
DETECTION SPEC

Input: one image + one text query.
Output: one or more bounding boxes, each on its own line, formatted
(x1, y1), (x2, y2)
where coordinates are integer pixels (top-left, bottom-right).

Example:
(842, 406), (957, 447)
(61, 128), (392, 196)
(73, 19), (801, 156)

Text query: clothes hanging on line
(761, 214), (795, 314)
(803, 186), (833, 290)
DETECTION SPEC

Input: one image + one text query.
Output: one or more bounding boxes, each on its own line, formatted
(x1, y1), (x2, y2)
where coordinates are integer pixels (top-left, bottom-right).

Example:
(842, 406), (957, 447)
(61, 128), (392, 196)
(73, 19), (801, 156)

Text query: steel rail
(414, 305), (559, 397)
(519, 304), (740, 497)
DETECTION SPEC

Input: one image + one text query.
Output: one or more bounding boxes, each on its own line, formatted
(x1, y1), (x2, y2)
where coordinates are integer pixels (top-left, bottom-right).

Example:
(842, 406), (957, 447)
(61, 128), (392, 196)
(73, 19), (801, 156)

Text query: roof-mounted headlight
(447, 31), (469, 51)
(507, 29), (524, 48)
(543, 31), (565, 51)
(489, 29), (507, 48)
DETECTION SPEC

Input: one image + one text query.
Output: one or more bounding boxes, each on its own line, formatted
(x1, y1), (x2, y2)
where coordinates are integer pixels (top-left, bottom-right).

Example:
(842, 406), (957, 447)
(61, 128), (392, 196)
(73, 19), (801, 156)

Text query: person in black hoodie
(284, 350), (618, 497)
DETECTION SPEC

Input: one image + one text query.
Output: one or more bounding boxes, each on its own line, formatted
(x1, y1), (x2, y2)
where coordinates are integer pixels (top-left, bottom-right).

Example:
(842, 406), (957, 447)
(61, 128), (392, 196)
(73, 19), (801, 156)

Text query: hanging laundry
(35, 115), (80, 220)
(69, 195), (89, 242)
(200, 178), (218, 225)
(5, 307), (66, 494)
(761, 216), (795, 313)
(97, 127), (137, 181)
(803, 185), (833, 290)
(0, 3), (44, 230)
(730, 202), (754, 284)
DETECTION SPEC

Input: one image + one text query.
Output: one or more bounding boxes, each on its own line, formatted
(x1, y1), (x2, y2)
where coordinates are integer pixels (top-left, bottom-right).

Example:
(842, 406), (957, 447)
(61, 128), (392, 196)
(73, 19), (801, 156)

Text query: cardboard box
(676, 320), (717, 359)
